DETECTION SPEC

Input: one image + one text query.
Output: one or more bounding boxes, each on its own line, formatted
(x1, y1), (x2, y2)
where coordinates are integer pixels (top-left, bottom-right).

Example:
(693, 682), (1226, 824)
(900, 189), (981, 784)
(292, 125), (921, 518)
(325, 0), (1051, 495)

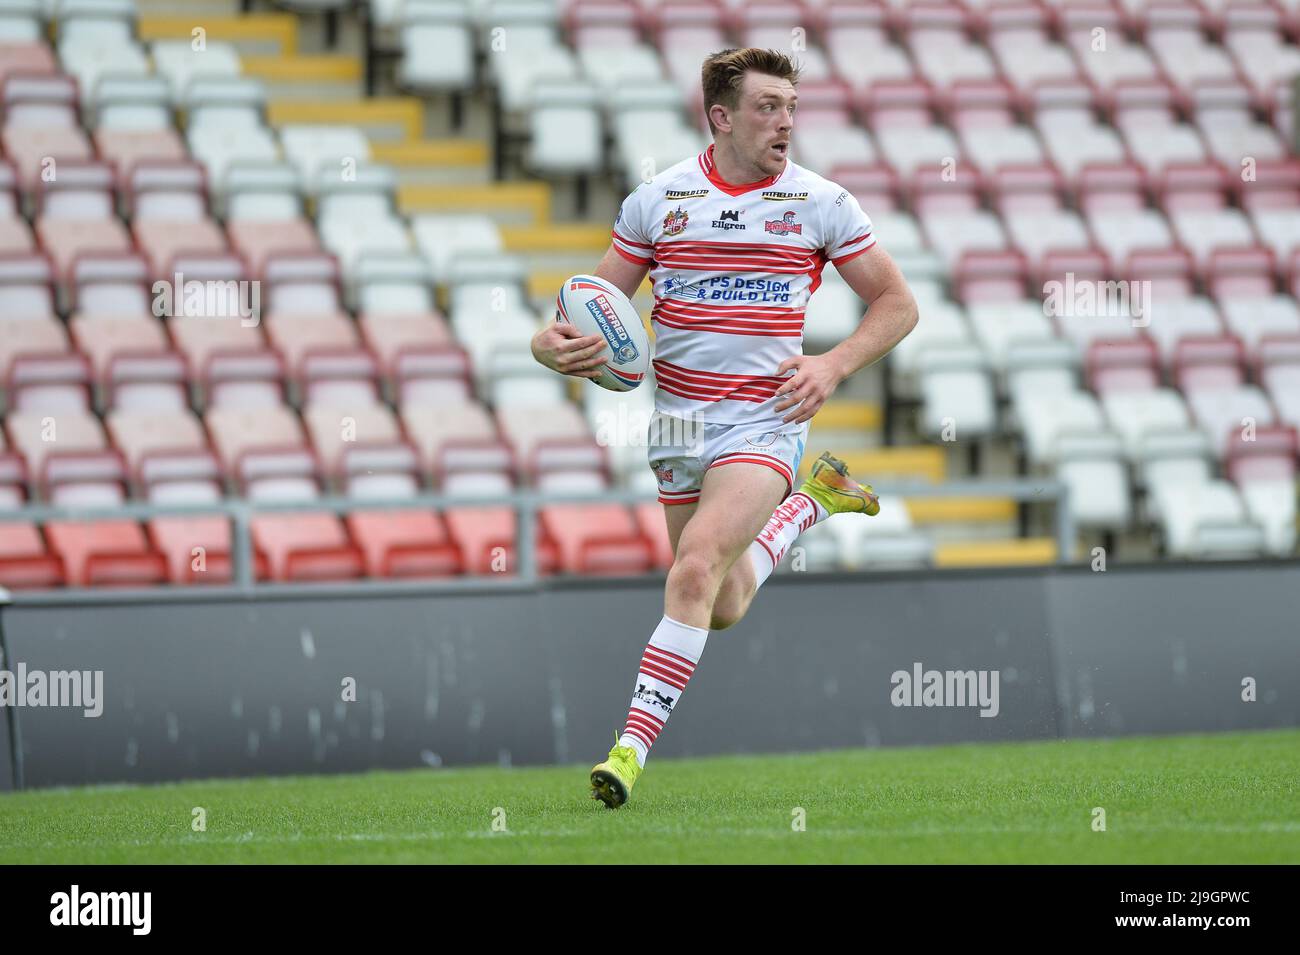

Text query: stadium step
(267, 98), (425, 142)
(138, 14), (298, 56)
(504, 225), (614, 277)
(400, 183), (552, 226)
(371, 140), (490, 185)
(500, 224), (610, 254)
(796, 446), (947, 484)
(905, 498), (1018, 525)
(240, 55), (361, 99)
(528, 269), (657, 323)
(933, 538), (1058, 567)
(810, 401), (881, 431)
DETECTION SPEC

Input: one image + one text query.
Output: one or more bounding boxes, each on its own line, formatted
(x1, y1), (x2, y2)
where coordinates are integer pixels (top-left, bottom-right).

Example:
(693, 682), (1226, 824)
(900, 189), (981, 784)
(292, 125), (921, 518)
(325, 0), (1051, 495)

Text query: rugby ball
(555, 274), (650, 392)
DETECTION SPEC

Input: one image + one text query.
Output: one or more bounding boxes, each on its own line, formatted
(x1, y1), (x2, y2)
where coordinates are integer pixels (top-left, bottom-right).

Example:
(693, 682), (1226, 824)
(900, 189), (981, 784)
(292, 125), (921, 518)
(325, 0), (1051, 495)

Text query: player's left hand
(773, 354), (843, 425)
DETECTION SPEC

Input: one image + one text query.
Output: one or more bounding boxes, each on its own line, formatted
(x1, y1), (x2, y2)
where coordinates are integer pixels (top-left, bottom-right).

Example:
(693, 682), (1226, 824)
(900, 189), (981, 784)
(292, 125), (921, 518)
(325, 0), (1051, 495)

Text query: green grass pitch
(2, 729), (1297, 863)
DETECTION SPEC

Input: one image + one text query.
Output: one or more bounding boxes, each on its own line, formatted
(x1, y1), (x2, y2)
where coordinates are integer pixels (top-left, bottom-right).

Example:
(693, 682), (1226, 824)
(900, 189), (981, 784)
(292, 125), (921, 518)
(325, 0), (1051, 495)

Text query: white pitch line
(2, 820), (1297, 852)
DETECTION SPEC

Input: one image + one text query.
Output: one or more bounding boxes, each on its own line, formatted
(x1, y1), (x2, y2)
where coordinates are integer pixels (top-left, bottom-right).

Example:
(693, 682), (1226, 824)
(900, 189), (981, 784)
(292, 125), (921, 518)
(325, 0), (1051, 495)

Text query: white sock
(618, 615), (709, 767)
(746, 491), (827, 590)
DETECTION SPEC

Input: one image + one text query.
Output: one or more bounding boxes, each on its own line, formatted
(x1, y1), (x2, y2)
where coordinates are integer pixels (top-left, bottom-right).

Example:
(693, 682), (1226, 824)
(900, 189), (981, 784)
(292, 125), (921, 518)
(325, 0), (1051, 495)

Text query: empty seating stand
(0, 0), (1295, 591)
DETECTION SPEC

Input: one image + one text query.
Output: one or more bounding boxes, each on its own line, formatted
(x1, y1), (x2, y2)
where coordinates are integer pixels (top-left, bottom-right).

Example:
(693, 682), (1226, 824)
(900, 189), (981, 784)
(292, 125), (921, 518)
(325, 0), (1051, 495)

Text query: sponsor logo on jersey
(663, 274), (709, 299)
(665, 189), (709, 200)
(662, 206), (689, 236)
(761, 190), (809, 201)
(584, 293), (640, 363)
(654, 465), (674, 485)
(764, 211), (803, 235)
(711, 208), (746, 231)
(745, 432), (778, 448)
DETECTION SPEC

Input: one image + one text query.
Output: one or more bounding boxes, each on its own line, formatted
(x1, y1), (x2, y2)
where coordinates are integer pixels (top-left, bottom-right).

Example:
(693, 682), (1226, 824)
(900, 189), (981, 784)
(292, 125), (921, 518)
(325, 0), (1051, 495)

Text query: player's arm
(530, 245), (651, 381)
(822, 244), (918, 380)
(774, 244), (918, 424)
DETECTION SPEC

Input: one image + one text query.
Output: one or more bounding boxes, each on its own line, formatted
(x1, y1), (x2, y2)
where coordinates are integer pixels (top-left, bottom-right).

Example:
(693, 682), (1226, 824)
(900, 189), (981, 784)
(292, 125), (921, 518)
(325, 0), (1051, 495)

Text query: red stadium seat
(443, 506), (559, 576)
(204, 405), (319, 492)
(5, 347), (92, 414)
(346, 510), (463, 578)
(106, 409), (221, 497)
(1086, 337), (1161, 394)
(133, 219), (228, 278)
(5, 410), (127, 499)
(251, 513), (364, 582)
(634, 502), (673, 571)
(1173, 335), (1247, 393)
(541, 503), (652, 575)
(401, 399), (513, 485)
(953, 249), (1028, 303)
(0, 522), (64, 588)
(94, 129), (189, 177)
(44, 520), (168, 587)
(302, 403), (417, 489)
(359, 312), (454, 374)
(825, 162), (900, 211)
(1224, 425), (1299, 486)
(1206, 246), (1279, 301)
(147, 516), (269, 584)
(1126, 247), (1197, 299)
(227, 219), (321, 274)
(0, 45), (57, 86)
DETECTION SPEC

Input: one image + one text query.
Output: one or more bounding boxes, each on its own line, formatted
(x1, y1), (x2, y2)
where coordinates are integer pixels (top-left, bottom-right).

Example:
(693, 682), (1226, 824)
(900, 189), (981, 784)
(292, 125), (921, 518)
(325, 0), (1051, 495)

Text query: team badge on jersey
(654, 465), (674, 485)
(765, 211), (803, 235)
(662, 207), (689, 236)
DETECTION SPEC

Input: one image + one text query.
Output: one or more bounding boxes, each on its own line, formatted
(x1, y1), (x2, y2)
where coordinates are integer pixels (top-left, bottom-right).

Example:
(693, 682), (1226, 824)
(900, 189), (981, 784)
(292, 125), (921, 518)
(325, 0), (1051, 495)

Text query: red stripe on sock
(622, 725), (654, 748)
(643, 647), (695, 679)
(639, 661), (688, 690)
(645, 645), (698, 671)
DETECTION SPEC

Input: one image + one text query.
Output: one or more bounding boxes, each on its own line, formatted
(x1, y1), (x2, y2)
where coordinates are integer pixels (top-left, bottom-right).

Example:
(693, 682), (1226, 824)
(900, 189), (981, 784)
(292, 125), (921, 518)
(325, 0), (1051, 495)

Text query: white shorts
(646, 410), (809, 506)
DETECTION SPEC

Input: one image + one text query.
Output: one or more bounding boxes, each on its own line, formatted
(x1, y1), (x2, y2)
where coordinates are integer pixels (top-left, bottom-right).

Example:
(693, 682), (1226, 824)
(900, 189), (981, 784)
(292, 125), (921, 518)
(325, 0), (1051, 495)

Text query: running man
(530, 48), (919, 808)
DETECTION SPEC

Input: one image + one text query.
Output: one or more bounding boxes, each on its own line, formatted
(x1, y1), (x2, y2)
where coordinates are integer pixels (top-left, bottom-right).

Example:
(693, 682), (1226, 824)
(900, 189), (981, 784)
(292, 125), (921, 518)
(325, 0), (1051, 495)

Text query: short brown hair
(701, 48), (801, 135)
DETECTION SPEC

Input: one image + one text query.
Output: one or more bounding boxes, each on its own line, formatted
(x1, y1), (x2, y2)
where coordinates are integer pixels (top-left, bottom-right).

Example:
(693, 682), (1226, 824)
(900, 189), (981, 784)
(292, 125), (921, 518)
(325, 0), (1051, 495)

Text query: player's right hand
(531, 321), (609, 380)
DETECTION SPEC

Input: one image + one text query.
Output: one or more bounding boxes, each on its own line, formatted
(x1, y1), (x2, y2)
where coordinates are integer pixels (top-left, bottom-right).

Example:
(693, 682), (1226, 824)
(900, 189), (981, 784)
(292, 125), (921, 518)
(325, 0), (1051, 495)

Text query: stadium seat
(346, 509), (464, 577)
(148, 516), (269, 584)
(443, 506), (559, 576)
(105, 409), (221, 499)
(0, 521), (64, 588)
(1154, 479), (1267, 559)
(401, 399), (514, 484)
(251, 513), (365, 581)
(541, 503), (652, 575)
(44, 520), (168, 587)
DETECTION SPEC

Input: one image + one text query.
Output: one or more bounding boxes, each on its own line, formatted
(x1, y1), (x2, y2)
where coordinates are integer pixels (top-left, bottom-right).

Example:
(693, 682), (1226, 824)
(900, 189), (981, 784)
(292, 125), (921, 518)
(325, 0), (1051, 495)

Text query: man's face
(722, 72), (796, 177)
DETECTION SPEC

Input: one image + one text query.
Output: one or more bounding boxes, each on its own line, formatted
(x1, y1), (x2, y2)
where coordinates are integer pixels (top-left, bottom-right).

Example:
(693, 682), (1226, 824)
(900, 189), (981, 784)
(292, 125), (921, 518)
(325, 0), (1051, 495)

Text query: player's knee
(667, 550), (727, 606)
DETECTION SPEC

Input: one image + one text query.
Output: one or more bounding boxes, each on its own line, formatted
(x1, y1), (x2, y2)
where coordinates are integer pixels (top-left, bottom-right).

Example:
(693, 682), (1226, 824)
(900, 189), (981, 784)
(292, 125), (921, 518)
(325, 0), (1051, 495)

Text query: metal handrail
(0, 479), (1073, 592)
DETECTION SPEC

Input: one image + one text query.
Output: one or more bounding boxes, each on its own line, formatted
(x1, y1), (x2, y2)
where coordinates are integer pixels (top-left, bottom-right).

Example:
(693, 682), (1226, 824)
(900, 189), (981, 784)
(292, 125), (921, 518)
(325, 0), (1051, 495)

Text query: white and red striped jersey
(611, 144), (875, 426)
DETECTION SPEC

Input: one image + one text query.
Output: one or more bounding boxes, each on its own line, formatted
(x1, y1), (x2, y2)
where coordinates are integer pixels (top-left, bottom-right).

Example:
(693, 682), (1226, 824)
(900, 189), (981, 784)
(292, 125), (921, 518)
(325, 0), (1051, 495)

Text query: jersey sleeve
(611, 184), (655, 266)
(823, 188), (876, 265)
